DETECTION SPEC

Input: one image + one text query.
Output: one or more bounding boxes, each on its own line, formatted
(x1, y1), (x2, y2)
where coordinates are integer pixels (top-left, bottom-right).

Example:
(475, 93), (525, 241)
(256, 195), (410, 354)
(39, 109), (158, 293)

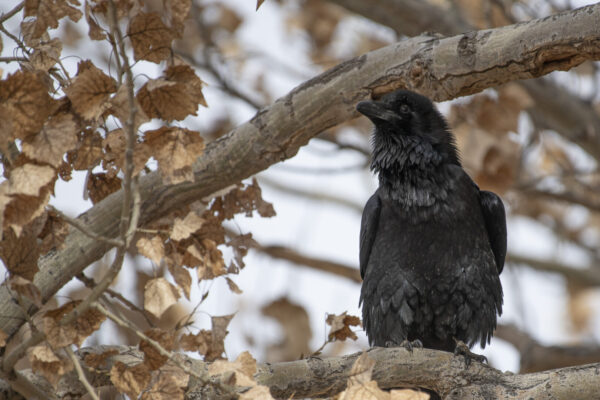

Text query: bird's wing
(479, 190), (507, 274)
(360, 193), (382, 279)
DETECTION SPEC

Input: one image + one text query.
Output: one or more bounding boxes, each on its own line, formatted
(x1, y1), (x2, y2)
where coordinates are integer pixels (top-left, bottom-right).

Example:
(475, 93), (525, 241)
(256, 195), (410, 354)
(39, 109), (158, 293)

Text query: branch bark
(331, 0), (600, 160)
(3, 346), (599, 399)
(1, 3), (599, 344)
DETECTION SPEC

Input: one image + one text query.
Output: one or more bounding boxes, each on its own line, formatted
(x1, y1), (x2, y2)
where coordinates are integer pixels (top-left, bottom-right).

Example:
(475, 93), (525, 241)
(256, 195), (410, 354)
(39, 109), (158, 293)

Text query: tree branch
(1, 3), (599, 342)
(331, 0), (600, 161)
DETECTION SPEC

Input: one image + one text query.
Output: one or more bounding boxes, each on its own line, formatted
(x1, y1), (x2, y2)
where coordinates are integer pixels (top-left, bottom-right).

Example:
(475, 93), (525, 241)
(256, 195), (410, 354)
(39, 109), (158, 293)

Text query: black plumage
(357, 90), (505, 354)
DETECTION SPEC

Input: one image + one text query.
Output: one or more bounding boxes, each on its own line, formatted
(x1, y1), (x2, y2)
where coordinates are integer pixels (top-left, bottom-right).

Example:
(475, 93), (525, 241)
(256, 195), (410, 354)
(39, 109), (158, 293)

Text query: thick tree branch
(1, 4), (599, 343)
(331, 0), (600, 160)
(2, 346), (599, 399)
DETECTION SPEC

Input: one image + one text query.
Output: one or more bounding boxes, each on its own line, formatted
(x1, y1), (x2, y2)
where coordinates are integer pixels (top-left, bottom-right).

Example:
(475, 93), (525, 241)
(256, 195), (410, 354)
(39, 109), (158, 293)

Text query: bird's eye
(399, 104), (411, 114)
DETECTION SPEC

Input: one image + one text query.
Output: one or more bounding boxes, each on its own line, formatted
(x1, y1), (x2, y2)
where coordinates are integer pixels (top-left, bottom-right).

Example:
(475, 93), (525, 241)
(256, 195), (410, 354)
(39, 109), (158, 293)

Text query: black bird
(357, 90), (505, 360)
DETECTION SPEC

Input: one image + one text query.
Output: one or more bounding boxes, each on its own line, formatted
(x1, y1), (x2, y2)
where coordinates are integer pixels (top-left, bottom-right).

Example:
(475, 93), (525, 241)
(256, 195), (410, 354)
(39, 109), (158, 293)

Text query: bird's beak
(356, 100), (400, 124)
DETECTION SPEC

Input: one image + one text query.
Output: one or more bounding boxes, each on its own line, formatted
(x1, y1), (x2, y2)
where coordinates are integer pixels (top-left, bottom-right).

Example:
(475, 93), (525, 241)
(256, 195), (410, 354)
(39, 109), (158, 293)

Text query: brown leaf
(69, 130), (103, 170)
(208, 351), (257, 386)
(337, 352), (390, 400)
(7, 164), (56, 197)
(326, 312), (361, 342)
(30, 38), (63, 71)
(171, 211), (205, 241)
(10, 276), (42, 307)
(140, 328), (174, 370)
(262, 297), (311, 362)
(108, 84), (149, 129)
(180, 330), (211, 354)
(4, 187), (52, 236)
(168, 262), (191, 300)
(165, 0), (191, 35)
(110, 361), (151, 399)
(140, 367), (188, 400)
(164, 64), (207, 107)
(194, 240), (227, 280)
(390, 390), (430, 400)
(144, 277), (181, 318)
(86, 172), (122, 204)
(43, 300), (107, 347)
(83, 349), (119, 368)
(22, 112), (79, 167)
(211, 179), (275, 220)
(24, 0), (83, 39)
(225, 277), (242, 294)
(0, 71), (56, 140)
(145, 127), (205, 183)
(137, 236), (165, 265)
(0, 227), (40, 280)
(218, 5), (243, 33)
(256, 0), (266, 11)
(102, 129), (151, 176)
(30, 345), (73, 386)
(64, 60), (117, 121)
(38, 209), (69, 253)
(128, 12), (175, 63)
(137, 79), (199, 122)
(226, 233), (258, 270)
(84, 1), (106, 40)
(0, 329), (7, 348)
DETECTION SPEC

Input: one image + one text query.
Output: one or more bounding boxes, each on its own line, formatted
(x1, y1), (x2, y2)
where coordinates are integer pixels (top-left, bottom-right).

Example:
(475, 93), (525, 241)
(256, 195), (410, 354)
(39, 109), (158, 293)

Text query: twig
(76, 273), (155, 328)
(0, 1), (24, 24)
(0, 56), (27, 63)
(65, 347), (99, 400)
(49, 206), (124, 247)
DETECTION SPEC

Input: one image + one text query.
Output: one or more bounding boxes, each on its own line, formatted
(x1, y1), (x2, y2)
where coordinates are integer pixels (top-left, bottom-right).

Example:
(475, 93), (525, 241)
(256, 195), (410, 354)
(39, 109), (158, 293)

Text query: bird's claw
(453, 339), (487, 368)
(397, 339), (423, 353)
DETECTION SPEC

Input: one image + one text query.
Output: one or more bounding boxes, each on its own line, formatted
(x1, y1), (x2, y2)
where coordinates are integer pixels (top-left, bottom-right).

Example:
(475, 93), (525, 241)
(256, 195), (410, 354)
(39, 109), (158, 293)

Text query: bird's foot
(396, 339), (423, 353)
(453, 339), (487, 368)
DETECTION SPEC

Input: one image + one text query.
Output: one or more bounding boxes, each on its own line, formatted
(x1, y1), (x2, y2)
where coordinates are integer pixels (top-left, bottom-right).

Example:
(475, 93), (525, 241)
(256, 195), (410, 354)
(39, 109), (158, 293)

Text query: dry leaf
(83, 349), (119, 369)
(38, 209), (69, 253)
(137, 79), (199, 122)
(168, 262), (191, 300)
(10, 276), (42, 307)
(108, 84), (149, 130)
(137, 236), (165, 265)
(103, 128), (151, 176)
(84, 1), (106, 40)
(0, 70), (56, 140)
(179, 315), (233, 361)
(64, 60), (117, 121)
(22, 112), (78, 168)
(211, 179), (275, 220)
(139, 328), (174, 370)
(29, 344), (73, 387)
(144, 277), (181, 318)
(219, 5), (243, 33)
(8, 164), (55, 197)
(262, 297), (312, 362)
(0, 329), (8, 347)
(0, 227), (40, 280)
(227, 233), (258, 271)
(30, 38), (62, 71)
(209, 351), (257, 386)
(326, 312), (361, 342)
(225, 277), (242, 294)
(24, 0), (83, 39)
(69, 130), (103, 170)
(164, 64), (207, 107)
(390, 390), (430, 400)
(4, 187), (52, 236)
(256, 0), (266, 11)
(194, 240), (227, 280)
(166, 0), (191, 35)
(43, 300), (107, 347)
(128, 12), (175, 63)
(180, 330), (211, 355)
(337, 352), (389, 400)
(140, 367), (188, 400)
(110, 361), (151, 399)
(171, 211), (205, 241)
(86, 172), (122, 204)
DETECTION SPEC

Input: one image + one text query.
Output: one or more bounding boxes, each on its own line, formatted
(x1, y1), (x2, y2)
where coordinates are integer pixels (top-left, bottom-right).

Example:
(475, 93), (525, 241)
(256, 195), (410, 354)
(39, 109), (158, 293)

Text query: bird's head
(357, 90), (460, 171)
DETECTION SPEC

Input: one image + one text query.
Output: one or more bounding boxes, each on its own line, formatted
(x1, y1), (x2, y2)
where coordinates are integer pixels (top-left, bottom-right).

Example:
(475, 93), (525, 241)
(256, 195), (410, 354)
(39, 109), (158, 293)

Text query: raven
(357, 90), (505, 360)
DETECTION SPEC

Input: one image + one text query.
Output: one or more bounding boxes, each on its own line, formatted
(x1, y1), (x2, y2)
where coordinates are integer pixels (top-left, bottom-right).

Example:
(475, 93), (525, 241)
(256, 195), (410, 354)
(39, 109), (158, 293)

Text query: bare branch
(65, 347), (99, 400)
